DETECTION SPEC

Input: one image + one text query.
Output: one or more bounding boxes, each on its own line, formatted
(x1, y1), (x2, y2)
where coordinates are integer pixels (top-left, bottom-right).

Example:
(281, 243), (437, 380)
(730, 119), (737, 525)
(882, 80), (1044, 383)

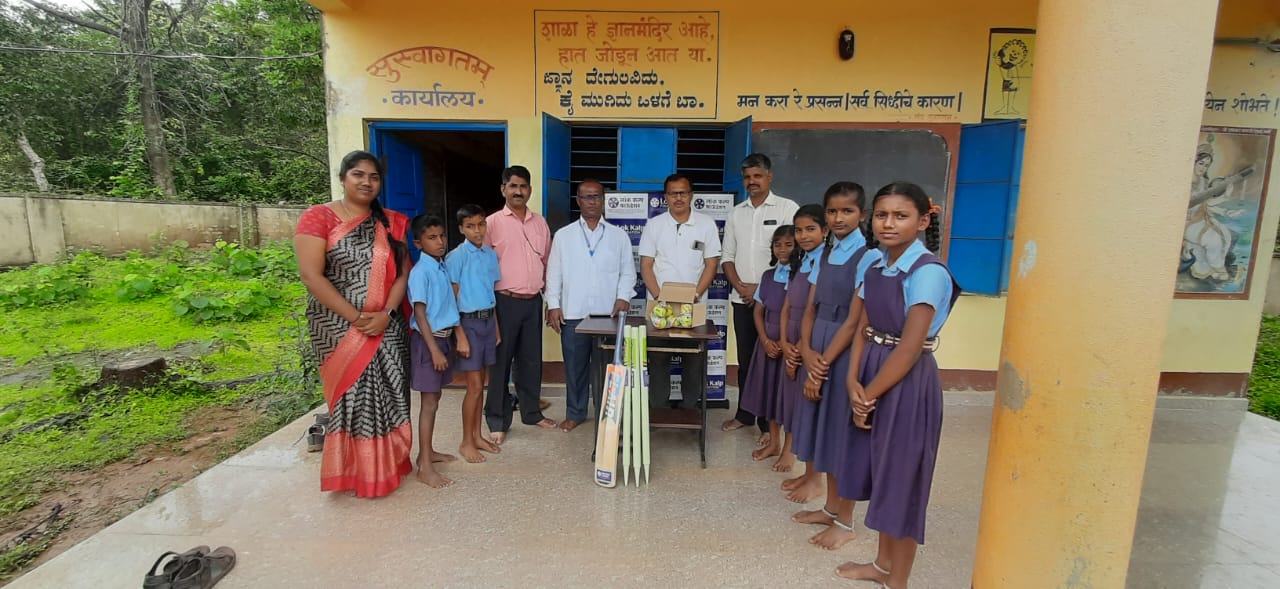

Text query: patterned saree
(304, 209), (413, 498)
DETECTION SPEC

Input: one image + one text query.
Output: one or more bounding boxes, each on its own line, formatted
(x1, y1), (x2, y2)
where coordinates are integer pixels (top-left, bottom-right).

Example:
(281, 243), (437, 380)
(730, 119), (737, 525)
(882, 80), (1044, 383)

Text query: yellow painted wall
(314, 0), (1280, 379)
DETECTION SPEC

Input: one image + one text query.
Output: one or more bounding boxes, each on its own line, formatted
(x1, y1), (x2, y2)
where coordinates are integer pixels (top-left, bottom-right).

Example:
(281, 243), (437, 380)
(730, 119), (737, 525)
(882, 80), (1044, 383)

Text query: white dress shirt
(721, 191), (800, 304)
(637, 211), (721, 299)
(546, 218), (636, 320)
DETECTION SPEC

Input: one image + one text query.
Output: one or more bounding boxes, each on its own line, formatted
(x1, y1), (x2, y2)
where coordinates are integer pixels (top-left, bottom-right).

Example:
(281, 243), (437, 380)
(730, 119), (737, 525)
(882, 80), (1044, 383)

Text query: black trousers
(733, 302), (768, 432)
(485, 293), (545, 432)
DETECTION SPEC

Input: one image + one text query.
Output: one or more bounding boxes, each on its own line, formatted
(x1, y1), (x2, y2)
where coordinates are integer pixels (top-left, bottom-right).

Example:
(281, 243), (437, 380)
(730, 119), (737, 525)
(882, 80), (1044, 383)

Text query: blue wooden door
(618, 127), (676, 192)
(376, 132), (425, 262)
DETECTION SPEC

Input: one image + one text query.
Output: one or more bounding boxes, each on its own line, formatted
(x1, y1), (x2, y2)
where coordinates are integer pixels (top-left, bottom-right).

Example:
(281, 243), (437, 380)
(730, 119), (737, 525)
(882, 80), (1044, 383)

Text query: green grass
(1249, 316), (1280, 420)
(0, 244), (318, 521)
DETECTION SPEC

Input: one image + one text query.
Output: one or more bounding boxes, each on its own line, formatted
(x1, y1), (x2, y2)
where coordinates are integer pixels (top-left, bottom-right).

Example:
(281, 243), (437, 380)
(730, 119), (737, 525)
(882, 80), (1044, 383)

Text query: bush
(0, 261), (92, 308)
(170, 280), (286, 323)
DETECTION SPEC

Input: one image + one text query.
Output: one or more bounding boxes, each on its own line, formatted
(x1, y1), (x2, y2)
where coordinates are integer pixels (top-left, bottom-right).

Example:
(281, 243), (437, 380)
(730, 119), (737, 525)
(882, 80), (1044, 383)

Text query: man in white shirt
(720, 154), (799, 437)
(545, 179), (635, 432)
(638, 173), (721, 409)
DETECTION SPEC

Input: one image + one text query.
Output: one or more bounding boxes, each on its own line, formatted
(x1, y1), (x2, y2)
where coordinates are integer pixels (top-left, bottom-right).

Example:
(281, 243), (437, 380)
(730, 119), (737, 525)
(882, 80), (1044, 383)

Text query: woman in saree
(294, 150), (414, 498)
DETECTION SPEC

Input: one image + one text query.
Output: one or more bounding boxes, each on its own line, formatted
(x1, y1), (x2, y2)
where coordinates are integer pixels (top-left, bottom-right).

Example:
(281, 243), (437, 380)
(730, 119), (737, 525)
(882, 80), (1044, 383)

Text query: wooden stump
(99, 357), (168, 391)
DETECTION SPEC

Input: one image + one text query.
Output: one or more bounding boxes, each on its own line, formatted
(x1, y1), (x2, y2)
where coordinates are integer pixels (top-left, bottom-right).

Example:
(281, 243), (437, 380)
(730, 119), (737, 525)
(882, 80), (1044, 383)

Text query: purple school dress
(804, 246), (871, 480)
(776, 267), (811, 431)
(739, 266), (787, 420)
(857, 253), (960, 544)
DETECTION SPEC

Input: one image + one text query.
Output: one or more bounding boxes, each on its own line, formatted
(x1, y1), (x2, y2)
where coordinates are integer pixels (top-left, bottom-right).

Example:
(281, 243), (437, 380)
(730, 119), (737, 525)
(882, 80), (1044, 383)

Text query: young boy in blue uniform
(445, 204), (503, 463)
(407, 214), (460, 488)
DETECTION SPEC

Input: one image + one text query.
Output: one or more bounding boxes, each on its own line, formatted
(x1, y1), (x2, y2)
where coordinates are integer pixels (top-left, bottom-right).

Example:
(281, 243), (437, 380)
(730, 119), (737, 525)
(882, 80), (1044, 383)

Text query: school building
(305, 0), (1273, 585)
(307, 0), (1277, 400)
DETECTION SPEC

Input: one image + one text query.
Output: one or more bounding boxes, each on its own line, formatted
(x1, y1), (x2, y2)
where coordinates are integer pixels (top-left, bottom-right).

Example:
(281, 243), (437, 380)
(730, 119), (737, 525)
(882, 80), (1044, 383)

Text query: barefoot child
(837, 182), (960, 588)
(791, 182), (881, 551)
(739, 225), (798, 463)
(778, 205), (827, 481)
(407, 215), (460, 487)
(445, 204), (503, 463)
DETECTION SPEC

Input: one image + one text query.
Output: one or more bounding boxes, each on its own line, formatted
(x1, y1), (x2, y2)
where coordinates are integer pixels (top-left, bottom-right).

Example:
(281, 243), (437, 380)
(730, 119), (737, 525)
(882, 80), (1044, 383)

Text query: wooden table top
(575, 316), (720, 341)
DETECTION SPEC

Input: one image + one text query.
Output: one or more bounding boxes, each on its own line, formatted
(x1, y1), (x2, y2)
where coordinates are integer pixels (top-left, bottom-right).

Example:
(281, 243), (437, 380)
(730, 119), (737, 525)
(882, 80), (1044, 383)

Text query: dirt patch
(0, 403), (264, 585)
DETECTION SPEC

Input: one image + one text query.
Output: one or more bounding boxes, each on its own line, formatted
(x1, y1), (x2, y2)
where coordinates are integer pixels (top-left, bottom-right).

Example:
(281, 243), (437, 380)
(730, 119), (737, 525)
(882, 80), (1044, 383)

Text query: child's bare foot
(772, 452), (796, 472)
(475, 436), (501, 454)
(756, 432), (772, 449)
(430, 451), (457, 463)
(459, 444), (485, 463)
(781, 472), (808, 490)
(786, 475), (825, 503)
(810, 522), (856, 550)
(752, 444), (781, 461)
(835, 561), (890, 583)
(415, 465), (454, 488)
(490, 432), (506, 445)
(792, 506), (836, 525)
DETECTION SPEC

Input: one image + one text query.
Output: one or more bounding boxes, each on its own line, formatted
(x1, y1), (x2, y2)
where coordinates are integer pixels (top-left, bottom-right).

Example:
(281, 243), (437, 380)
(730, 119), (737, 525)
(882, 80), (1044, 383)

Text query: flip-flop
(721, 419), (745, 432)
(144, 546), (210, 589)
(172, 546), (236, 589)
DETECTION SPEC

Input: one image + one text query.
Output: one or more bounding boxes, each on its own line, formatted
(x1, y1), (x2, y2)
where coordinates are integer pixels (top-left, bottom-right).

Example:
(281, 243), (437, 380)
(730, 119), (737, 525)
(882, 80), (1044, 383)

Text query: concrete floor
(9, 390), (1278, 588)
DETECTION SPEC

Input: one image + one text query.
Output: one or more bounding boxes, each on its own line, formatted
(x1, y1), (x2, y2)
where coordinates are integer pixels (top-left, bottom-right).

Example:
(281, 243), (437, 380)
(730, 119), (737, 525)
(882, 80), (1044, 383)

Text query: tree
(21, 0), (205, 197)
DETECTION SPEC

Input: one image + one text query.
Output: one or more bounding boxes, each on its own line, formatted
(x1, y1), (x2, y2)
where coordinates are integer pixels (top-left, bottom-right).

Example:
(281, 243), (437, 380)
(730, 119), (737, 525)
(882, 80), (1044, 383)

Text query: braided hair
(339, 150), (408, 269)
(868, 181), (942, 253)
(822, 181), (867, 249)
(767, 224), (801, 276)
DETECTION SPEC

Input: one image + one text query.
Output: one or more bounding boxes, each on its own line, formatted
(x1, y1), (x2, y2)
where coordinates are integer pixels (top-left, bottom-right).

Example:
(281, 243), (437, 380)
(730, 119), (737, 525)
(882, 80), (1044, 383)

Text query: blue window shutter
(618, 127), (676, 191)
(722, 116), (752, 202)
(543, 113), (572, 233)
(952, 120), (1020, 295)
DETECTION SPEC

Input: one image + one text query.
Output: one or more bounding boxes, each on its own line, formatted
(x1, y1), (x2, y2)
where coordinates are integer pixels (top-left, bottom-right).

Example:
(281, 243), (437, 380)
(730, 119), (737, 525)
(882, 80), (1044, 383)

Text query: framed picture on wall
(982, 28), (1035, 120)
(1176, 126), (1276, 298)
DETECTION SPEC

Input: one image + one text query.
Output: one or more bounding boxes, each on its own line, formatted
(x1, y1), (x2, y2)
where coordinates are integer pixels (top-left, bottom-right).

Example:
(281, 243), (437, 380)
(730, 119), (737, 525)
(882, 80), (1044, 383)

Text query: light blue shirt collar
(872, 239), (930, 272)
(799, 244), (825, 273)
(833, 229), (867, 254)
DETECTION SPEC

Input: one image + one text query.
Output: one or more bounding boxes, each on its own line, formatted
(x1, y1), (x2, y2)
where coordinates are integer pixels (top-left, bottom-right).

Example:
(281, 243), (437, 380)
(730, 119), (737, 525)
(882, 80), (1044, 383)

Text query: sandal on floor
(144, 546), (209, 589)
(306, 423), (325, 452)
(172, 546), (236, 589)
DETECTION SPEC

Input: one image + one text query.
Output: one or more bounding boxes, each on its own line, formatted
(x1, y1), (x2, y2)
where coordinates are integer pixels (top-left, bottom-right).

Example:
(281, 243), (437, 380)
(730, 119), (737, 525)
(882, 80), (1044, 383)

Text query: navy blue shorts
(455, 316), (497, 372)
(411, 332), (453, 393)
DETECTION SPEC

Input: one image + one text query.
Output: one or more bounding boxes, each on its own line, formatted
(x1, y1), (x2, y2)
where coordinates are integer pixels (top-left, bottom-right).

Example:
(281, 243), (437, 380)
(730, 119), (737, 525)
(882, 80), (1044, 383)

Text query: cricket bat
(630, 324), (643, 485)
(621, 326), (633, 487)
(594, 315), (628, 488)
(640, 325), (651, 484)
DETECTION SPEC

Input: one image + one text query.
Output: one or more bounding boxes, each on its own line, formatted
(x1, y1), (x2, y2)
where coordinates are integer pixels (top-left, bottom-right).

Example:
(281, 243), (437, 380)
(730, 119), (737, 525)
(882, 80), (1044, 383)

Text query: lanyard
(579, 220), (605, 257)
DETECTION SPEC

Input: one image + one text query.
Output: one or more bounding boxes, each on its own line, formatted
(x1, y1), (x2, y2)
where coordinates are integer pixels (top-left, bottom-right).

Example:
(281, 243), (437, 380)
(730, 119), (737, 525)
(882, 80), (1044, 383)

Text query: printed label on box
(647, 193), (668, 217)
(605, 192), (650, 220)
(692, 193), (734, 222)
(706, 300), (730, 326)
(706, 378), (726, 402)
(611, 220), (646, 246)
(708, 349), (726, 375)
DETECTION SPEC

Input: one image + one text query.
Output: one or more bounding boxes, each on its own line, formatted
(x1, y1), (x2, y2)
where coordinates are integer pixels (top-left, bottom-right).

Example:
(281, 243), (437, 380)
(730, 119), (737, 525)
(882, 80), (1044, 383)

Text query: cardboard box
(646, 282), (706, 329)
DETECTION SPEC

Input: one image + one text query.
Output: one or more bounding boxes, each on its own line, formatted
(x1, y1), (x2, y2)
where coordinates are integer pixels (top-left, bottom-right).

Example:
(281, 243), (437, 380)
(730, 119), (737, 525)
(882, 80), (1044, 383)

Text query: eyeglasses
(577, 195), (603, 202)
(665, 191), (692, 198)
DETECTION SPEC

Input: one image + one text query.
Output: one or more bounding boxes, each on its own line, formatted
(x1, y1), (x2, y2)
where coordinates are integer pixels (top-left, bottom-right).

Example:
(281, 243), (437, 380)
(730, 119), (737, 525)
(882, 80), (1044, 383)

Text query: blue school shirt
(408, 255), (460, 333)
(858, 239), (954, 337)
(797, 244), (825, 275)
(752, 265), (791, 304)
(808, 230), (881, 288)
(444, 240), (501, 313)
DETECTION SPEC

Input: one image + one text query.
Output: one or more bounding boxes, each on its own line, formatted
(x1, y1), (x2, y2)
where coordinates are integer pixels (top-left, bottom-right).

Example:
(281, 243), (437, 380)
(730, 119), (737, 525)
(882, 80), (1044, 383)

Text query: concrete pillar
(25, 196), (67, 264)
(971, 0), (1219, 587)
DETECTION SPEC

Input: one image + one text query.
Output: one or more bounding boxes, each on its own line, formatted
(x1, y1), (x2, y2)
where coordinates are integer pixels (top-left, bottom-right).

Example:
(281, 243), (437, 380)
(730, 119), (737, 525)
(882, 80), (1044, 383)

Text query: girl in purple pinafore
(789, 183), (881, 552)
(776, 206), (827, 477)
(837, 182), (961, 588)
(739, 225), (798, 463)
